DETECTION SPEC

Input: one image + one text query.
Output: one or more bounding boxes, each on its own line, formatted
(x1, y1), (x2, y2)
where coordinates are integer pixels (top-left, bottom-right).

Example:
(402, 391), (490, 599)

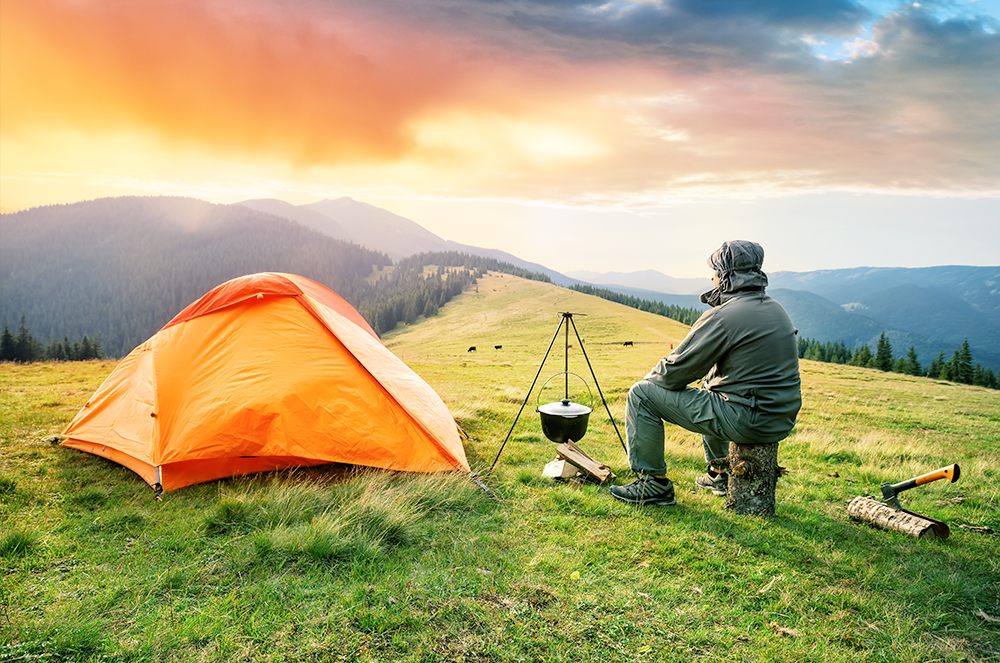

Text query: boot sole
(609, 492), (677, 506)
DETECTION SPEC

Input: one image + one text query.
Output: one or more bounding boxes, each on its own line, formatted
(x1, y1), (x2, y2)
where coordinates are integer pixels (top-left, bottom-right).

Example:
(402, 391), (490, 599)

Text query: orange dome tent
(61, 272), (469, 492)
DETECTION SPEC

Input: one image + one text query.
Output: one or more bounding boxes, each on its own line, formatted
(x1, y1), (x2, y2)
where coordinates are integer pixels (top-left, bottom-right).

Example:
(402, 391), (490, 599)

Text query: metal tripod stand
(487, 312), (627, 474)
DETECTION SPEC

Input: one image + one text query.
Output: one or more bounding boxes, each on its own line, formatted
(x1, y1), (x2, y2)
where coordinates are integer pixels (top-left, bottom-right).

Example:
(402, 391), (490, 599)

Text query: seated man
(609, 240), (801, 506)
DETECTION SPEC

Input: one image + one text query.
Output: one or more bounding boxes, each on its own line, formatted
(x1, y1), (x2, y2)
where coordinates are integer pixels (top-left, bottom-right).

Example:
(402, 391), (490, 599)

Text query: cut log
(555, 440), (615, 484)
(847, 496), (950, 538)
(710, 442), (781, 517)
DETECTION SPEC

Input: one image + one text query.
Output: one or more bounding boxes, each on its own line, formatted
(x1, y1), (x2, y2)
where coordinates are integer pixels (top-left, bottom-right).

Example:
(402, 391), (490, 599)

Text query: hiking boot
(695, 472), (728, 496)
(609, 475), (676, 506)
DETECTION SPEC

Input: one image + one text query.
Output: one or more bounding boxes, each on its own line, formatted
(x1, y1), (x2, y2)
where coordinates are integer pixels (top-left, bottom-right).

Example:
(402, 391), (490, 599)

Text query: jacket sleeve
(644, 308), (730, 390)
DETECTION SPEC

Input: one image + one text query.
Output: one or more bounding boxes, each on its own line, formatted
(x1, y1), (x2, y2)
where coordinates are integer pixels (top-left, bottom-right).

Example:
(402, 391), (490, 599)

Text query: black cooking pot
(536, 398), (592, 443)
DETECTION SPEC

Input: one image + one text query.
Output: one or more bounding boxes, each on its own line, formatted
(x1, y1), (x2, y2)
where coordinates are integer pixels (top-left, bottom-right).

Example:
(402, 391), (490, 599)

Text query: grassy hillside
(2, 273), (999, 662)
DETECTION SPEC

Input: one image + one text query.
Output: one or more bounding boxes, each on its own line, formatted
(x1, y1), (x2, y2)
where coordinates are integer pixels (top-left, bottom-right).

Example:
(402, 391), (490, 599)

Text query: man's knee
(626, 381), (642, 407)
(628, 379), (657, 402)
(627, 380), (659, 415)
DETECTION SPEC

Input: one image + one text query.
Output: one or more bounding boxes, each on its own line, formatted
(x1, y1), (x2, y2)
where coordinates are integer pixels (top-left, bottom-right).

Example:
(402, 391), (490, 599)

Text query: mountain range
(565, 271), (999, 372)
(238, 198), (571, 285)
(2, 196), (997, 371)
(564, 269), (707, 295)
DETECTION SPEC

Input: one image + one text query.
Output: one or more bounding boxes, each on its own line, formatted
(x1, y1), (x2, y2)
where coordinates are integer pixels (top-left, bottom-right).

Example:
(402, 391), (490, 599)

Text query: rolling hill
(5, 273), (998, 661)
(0, 197), (389, 357)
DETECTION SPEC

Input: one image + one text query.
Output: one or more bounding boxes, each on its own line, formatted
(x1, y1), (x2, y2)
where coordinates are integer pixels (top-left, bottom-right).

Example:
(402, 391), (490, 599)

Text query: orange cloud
(1, 0), (480, 164)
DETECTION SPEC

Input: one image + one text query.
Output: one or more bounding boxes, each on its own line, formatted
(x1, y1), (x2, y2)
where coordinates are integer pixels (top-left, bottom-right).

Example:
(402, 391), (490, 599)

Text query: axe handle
(889, 464), (961, 496)
(913, 464), (960, 486)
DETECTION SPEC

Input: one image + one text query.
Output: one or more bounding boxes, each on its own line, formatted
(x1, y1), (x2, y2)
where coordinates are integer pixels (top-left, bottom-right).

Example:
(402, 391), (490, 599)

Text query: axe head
(880, 482), (903, 510)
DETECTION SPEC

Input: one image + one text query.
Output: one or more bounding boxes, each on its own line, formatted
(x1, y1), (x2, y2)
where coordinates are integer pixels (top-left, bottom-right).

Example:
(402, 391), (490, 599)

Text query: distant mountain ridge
(2, 195), (995, 372)
(564, 269), (706, 295)
(589, 266), (1000, 371)
(767, 289), (1000, 372)
(767, 266), (1000, 364)
(238, 198), (577, 287)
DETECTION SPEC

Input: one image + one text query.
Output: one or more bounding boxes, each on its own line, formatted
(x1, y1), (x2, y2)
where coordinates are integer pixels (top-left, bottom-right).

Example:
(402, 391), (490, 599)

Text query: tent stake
(470, 472), (501, 501)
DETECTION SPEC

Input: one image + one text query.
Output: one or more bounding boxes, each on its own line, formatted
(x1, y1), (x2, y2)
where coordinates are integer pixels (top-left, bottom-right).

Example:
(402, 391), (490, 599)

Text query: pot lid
(537, 398), (592, 417)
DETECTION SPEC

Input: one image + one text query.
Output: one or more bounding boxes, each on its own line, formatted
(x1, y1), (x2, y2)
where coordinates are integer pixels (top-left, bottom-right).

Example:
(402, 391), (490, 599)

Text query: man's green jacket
(644, 289), (802, 443)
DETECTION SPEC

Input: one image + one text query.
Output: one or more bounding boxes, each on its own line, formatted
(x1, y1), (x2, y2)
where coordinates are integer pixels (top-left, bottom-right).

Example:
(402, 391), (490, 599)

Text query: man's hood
(700, 240), (768, 306)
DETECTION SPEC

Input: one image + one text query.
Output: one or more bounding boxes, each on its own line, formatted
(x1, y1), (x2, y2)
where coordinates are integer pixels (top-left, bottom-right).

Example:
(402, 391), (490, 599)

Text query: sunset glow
(2, 0), (998, 274)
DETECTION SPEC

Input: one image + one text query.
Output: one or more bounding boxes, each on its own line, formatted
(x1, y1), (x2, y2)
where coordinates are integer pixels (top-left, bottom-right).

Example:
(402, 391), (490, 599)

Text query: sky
(2, 0), (998, 277)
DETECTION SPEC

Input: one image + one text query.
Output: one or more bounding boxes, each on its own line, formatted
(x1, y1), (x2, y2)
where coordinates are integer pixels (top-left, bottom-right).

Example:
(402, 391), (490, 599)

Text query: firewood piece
(556, 440), (615, 484)
(711, 441), (780, 517)
(847, 496), (951, 539)
(542, 458), (582, 480)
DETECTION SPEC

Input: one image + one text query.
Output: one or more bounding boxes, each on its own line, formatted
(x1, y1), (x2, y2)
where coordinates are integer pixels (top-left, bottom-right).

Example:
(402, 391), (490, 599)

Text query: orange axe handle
(881, 464), (961, 507)
(913, 464), (961, 486)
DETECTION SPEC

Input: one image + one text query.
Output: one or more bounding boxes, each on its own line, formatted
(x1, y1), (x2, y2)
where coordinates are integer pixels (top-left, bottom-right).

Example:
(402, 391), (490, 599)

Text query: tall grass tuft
(0, 475), (16, 495)
(0, 528), (39, 559)
(203, 495), (255, 534)
(209, 471), (488, 565)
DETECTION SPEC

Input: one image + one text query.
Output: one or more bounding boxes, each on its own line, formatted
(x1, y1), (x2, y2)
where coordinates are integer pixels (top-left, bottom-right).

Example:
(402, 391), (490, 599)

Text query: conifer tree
(850, 344), (873, 367)
(874, 332), (894, 372)
(955, 339), (974, 384)
(46, 339), (66, 361)
(0, 321), (16, 362)
(829, 341), (851, 364)
(404, 301), (418, 325)
(79, 336), (93, 360)
(804, 341), (824, 361)
(15, 316), (39, 363)
(904, 346), (922, 376)
(926, 351), (945, 379)
(984, 368), (998, 389)
(942, 349), (963, 382)
(939, 358), (953, 381)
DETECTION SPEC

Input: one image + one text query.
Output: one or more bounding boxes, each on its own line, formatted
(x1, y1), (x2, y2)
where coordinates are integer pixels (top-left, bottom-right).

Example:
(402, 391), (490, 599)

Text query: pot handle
(536, 372), (593, 410)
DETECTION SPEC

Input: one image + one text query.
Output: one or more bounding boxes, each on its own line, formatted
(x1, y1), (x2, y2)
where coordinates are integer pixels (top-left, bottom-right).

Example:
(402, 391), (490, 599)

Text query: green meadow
(2, 273), (998, 662)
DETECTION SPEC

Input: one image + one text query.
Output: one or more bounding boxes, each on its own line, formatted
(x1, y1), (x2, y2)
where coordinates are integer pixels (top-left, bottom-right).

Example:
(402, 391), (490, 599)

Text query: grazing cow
(468, 346), (476, 352)
(623, 341), (633, 347)
(494, 345), (502, 350)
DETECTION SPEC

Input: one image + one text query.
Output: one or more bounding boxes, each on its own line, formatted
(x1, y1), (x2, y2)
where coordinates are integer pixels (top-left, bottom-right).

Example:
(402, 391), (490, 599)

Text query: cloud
(1, 0), (997, 204)
(489, 0), (872, 72)
(0, 0), (483, 164)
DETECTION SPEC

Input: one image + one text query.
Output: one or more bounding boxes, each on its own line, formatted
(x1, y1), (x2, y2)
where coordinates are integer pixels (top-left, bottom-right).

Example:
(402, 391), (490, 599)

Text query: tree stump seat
(710, 441), (782, 517)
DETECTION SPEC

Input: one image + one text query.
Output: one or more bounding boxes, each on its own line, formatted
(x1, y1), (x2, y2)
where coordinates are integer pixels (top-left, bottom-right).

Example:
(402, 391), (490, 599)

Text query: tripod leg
(486, 315), (565, 474)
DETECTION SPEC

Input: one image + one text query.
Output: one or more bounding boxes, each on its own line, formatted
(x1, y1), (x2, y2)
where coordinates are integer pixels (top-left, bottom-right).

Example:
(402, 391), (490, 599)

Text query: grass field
(2, 272), (999, 662)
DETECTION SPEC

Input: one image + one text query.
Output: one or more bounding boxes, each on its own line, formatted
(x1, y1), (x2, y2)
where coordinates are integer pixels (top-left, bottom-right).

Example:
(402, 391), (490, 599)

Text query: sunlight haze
(2, 0), (998, 276)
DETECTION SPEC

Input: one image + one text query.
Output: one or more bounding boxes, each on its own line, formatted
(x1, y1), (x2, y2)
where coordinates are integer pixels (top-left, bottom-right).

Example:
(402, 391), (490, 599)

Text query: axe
(880, 464), (961, 511)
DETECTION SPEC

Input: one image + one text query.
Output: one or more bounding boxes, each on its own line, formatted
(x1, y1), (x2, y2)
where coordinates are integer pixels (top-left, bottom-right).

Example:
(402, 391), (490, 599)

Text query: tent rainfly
(61, 272), (469, 492)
